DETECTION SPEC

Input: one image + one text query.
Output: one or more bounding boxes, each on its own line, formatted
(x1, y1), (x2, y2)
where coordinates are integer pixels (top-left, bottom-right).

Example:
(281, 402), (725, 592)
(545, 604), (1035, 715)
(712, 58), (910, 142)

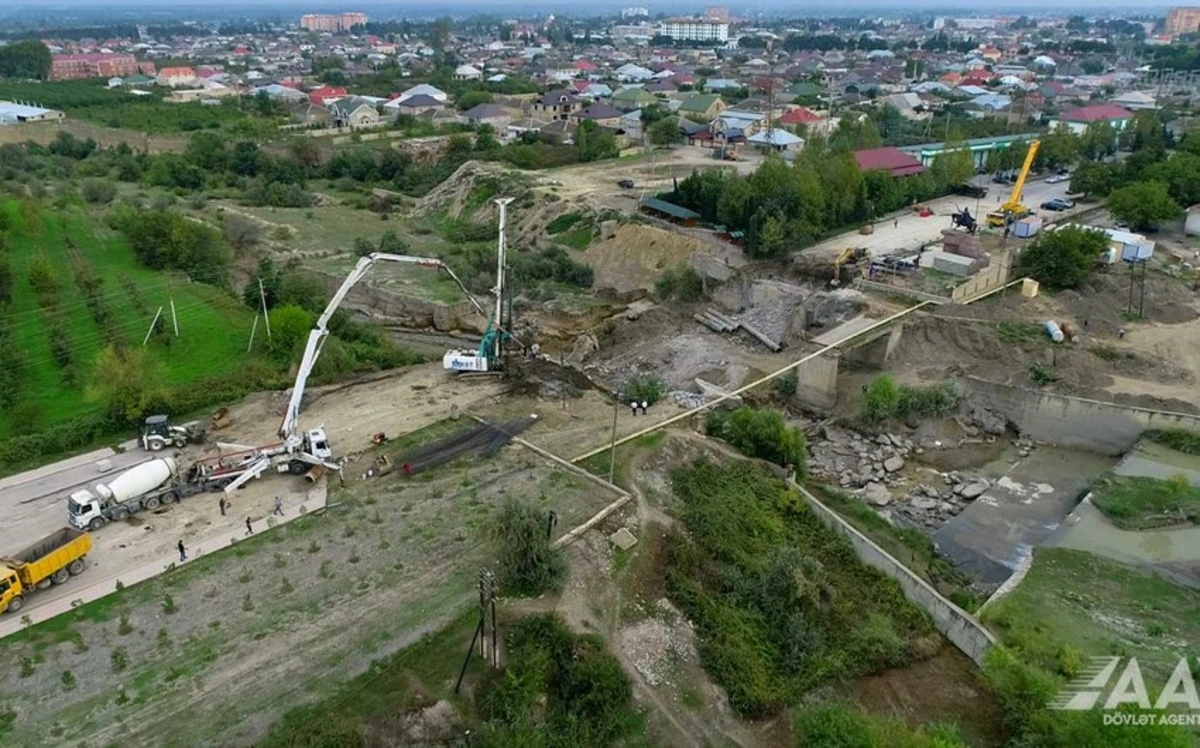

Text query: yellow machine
(831, 247), (868, 284)
(987, 139), (1041, 228)
(0, 528), (92, 614)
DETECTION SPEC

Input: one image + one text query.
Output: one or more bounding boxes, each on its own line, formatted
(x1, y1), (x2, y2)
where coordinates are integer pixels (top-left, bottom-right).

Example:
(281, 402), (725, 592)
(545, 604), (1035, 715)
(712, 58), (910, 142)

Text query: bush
(705, 406), (808, 474)
(860, 374), (957, 424)
(79, 178), (117, 205)
(621, 375), (666, 407)
(654, 265), (705, 302)
(1015, 225), (1110, 290)
(492, 497), (567, 597)
(546, 212), (583, 234)
(1143, 427), (1200, 455)
(793, 703), (966, 748)
(222, 213), (262, 252)
(476, 613), (639, 745)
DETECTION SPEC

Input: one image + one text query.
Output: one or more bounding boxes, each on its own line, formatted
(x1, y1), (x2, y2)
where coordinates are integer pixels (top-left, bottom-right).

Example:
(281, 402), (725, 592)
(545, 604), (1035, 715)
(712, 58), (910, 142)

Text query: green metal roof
(639, 197), (700, 220)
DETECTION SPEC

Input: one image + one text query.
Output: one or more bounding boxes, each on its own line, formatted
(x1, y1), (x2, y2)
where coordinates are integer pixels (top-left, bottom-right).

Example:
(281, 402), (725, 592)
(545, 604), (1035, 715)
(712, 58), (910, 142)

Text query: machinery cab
(0, 565), (23, 613)
(303, 428), (333, 462)
(443, 350), (490, 372)
(141, 414), (173, 451)
(67, 490), (103, 531)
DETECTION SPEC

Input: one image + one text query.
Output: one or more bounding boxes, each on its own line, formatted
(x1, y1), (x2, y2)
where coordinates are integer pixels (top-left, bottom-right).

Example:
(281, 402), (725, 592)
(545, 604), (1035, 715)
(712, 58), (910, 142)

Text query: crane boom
(279, 253), (487, 439)
(1001, 139), (1040, 214)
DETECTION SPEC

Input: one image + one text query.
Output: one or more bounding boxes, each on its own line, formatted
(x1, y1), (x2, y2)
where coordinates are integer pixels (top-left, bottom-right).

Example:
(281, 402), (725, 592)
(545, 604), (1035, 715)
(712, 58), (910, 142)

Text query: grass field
(981, 548), (1200, 684)
(1091, 474), (1200, 529)
(0, 200), (256, 437)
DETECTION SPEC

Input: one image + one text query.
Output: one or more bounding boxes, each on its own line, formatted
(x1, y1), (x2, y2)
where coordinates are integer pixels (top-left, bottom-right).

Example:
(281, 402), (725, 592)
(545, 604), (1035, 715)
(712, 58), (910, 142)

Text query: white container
(1044, 320), (1064, 343)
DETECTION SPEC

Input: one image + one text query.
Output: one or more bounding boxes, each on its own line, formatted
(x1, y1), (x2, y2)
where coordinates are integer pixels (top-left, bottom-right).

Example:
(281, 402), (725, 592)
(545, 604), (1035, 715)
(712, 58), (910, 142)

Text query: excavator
(830, 247), (869, 286)
(987, 139), (1040, 228)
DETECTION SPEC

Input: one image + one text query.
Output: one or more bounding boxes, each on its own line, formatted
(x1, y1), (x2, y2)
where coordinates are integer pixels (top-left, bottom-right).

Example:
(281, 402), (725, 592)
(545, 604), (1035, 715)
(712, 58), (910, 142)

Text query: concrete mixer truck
(67, 457), (205, 531)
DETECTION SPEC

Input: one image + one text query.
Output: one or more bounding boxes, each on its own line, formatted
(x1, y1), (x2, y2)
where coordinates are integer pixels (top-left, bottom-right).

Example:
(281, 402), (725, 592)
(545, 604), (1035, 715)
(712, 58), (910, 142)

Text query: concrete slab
(933, 447), (1116, 585)
(811, 315), (876, 347)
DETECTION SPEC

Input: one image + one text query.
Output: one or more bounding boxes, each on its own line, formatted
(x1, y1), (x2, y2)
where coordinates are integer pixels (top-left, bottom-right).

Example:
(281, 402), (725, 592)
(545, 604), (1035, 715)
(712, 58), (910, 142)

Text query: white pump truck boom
(219, 253), (488, 494)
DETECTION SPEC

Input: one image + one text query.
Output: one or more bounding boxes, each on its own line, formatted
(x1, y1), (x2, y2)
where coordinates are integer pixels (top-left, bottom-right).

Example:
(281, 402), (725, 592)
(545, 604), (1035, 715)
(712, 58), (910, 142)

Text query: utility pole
(258, 277), (272, 340)
(608, 394), (619, 485)
(455, 567), (499, 693)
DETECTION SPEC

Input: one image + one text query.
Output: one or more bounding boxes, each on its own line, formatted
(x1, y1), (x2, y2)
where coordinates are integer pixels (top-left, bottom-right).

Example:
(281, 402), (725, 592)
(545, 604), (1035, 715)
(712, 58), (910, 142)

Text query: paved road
(803, 176), (1086, 261)
(0, 440), (147, 552)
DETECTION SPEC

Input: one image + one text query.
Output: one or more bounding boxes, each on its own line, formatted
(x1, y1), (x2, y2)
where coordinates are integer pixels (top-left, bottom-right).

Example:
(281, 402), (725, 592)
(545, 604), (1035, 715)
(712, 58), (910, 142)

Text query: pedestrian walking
(893, 218), (898, 228)
(245, 517), (253, 535)
(1118, 327), (1126, 339)
(641, 400), (648, 415)
(1082, 318), (1089, 331)
(630, 401), (639, 416)
(177, 540), (187, 562)
(274, 496), (284, 516)
(219, 497), (227, 516)
(402, 461), (413, 476)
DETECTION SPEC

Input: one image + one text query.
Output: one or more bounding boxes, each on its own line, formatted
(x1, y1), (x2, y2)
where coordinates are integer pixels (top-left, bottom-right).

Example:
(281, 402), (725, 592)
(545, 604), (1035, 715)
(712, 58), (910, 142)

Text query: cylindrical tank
(1044, 320), (1064, 343)
(95, 457), (177, 502)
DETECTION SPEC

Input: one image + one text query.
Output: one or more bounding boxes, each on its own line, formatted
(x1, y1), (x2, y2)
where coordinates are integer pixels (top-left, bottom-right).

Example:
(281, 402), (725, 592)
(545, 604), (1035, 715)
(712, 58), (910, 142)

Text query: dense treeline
(667, 120), (974, 257)
(0, 40), (51, 80)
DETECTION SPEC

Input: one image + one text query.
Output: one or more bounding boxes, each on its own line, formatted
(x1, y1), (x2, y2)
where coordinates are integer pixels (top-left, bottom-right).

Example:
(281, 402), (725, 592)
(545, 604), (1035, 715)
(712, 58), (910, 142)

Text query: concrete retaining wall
(965, 377), (1200, 455)
(793, 353), (839, 410)
(791, 480), (998, 666)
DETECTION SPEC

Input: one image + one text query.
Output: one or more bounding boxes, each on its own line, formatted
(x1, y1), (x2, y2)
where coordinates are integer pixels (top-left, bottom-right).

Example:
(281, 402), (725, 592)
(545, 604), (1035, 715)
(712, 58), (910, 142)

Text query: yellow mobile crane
(987, 139), (1040, 228)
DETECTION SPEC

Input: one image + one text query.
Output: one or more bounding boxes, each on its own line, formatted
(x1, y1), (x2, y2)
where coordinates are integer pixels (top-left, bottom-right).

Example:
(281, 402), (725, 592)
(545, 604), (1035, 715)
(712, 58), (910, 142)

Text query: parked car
(953, 183), (988, 199)
(617, 179), (635, 189)
(1040, 198), (1075, 211)
(1046, 174), (1070, 184)
(991, 172), (1010, 184)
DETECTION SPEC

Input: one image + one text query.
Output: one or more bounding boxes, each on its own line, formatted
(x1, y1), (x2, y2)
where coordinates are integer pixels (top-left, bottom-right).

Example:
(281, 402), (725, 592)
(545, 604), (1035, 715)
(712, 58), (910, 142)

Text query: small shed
(925, 250), (978, 277)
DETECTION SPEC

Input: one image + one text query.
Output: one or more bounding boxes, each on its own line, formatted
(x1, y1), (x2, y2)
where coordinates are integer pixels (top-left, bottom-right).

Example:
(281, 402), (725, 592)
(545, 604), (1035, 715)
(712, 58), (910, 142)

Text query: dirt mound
(585, 223), (707, 294)
(415, 160), (519, 219)
(891, 314), (1193, 396)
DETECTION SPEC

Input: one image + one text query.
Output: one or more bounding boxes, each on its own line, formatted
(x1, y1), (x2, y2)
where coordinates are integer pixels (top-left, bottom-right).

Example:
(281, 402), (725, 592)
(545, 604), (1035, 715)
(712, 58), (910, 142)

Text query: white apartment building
(656, 18), (729, 42)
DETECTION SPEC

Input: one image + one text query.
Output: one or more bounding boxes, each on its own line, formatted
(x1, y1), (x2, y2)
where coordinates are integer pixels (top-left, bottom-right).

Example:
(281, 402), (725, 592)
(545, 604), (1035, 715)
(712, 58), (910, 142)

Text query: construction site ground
(0, 388), (618, 746)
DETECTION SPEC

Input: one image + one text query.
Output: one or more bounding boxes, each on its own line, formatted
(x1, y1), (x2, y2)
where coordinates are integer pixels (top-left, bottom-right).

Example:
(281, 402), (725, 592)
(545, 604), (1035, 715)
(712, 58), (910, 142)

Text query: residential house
(330, 98), (381, 129)
(611, 87), (659, 111)
(157, 67), (196, 87)
(573, 102), (624, 128)
(392, 94), (445, 116)
(704, 78), (741, 92)
(615, 63), (655, 82)
(289, 101), (332, 127)
(967, 94), (1012, 116)
(505, 115), (550, 140)
(454, 64), (483, 81)
(777, 106), (825, 133)
(254, 83), (307, 103)
(853, 147), (926, 178)
(1048, 104), (1135, 136)
(748, 128), (803, 152)
(534, 89), (583, 121)
(883, 92), (927, 119)
(1110, 91), (1158, 111)
(677, 94), (725, 121)
(396, 84), (448, 104)
(711, 110), (763, 138)
(461, 103), (513, 128)
(620, 110), (645, 140)
(308, 85), (347, 106)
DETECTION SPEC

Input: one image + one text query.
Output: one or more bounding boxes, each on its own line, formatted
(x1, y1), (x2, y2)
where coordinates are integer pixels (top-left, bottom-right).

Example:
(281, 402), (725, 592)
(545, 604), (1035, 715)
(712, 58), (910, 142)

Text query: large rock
(883, 456), (905, 473)
(967, 400), (1009, 435)
(863, 482), (892, 506)
(911, 496), (938, 511)
(960, 481), (990, 500)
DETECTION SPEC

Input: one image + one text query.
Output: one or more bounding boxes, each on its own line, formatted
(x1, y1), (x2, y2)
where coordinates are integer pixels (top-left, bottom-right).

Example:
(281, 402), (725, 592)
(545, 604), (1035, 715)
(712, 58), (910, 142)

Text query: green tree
(575, 120), (618, 162)
(1016, 225), (1110, 289)
(267, 305), (316, 361)
(184, 131), (229, 172)
(705, 406), (808, 474)
(115, 209), (229, 283)
(647, 116), (682, 147)
(1106, 181), (1180, 230)
(0, 40), (52, 79)
(928, 146), (975, 189)
(87, 346), (163, 426)
(230, 141), (262, 176)
(1080, 121), (1117, 161)
(1036, 126), (1080, 170)
(1069, 162), (1122, 198)
(493, 497), (568, 596)
(455, 90), (493, 111)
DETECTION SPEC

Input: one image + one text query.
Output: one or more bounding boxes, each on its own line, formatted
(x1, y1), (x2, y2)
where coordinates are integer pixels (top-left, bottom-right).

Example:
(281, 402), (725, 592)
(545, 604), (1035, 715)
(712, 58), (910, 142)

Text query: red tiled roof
(853, 147), (926, 177)
(778, 107), (821, 125)
(574, 59), (596, 70)
(1059, 104), (1134, 123)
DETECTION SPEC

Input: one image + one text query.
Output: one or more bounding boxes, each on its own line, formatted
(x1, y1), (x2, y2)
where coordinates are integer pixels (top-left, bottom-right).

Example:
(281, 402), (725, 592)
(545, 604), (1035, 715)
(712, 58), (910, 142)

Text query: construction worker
(402, 461), (413, 476)
(177, 540), (187, 562)
(273, 496), (284, 516)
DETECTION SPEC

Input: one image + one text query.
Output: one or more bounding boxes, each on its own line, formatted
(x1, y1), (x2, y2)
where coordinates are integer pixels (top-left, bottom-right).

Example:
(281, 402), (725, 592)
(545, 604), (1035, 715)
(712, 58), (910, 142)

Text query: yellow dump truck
(0, 528), (92, 614)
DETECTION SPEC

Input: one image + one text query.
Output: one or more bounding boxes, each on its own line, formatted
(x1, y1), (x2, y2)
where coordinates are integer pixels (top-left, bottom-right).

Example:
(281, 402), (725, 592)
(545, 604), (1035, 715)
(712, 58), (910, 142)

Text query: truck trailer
(0, 528), (92, 614)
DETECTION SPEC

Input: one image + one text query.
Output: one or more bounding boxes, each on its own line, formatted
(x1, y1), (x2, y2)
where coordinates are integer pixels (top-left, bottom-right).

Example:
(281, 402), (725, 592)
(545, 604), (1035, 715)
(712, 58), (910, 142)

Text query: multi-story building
(1166, 7), (1200, 36)
(656, 18), (729, 43)
(50, 53), (142, 81)
(300, 13), (368, 33)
